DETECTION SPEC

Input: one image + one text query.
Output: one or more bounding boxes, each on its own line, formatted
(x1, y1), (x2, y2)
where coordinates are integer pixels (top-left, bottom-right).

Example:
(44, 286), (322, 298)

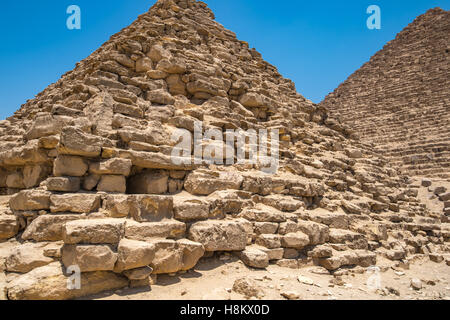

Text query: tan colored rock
(63, 219), (125, 244)
(151, 239), (183, 274)
(22, 214), (81, 242)
(114, 239), (156, 272)
(103, 195), (132, 218)
(9, 190), (51, 211)
(53, 155), (88, 177)
(7, 262), (128, 300)
(177, 239), (205, 271)
(237, 247), (269, 269)
(50, 193), (101, 213)
(97, 175), (126, 193)
(89, 158), (132, 176)
(23, 165), (49, 188)
(0, 214), (19, 241)
(125, 219), (186, 240)
(232, 277), (263, 299)
(62, 244), (117, 272)
(6, 243), (54, 273)
(281, 232), (310, 249)
(147, 89), (175, 105)
(46, 177), (81, 192)
(184, 171), (243, 196)
(6, 172), (25, 189)
(58, 126), (110, 157)
(188, 220), (247, 252)
(129, 195), (173, 222)
(297, 220), (330, 245)
(135, 57), (152, 73)
(123, 266), (153, 280)
(174, 199), (209, 221)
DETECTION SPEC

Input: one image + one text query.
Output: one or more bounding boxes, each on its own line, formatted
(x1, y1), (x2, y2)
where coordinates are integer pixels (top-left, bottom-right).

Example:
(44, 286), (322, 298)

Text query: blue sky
(1, 0), (448, 120)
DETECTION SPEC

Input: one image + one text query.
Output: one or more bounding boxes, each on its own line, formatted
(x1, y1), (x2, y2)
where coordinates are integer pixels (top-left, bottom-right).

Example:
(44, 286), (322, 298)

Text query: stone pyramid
(321, 8), (450, 179)
(0, 0), (448, 300)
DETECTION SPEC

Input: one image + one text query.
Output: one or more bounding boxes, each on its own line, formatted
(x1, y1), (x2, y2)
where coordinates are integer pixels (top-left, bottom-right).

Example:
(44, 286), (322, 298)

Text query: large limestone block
(6, 172), (24, 189)
(62, 244), (117, 272)
(0, 214), (19, 241)
(53, 155), (88, 177)
(7, 262), (128, 300)
(9, 190), (51, 211)
(188, 220), (247, 252)
(237, 246), (269, 269)
(177, 239), (205, 271)
(281, 232), (310, 250)
(118, 149), (195, 171)
(103, 195), (133, 218)
(147, 89), (175, 105)
(6, 243), (54, 273)
(125, 219), (186, 240)
(297, 220), (330, 245)
(23, 165), (49, 188)
(2, 140), (49, 166)
(114, 239), (156, 272)
(129, 195), (173, 222)
(184, 171), (244, 196)
(46, 177), (81, 192)
(174, 199), (210, 221)
(97, 175), (126, 193)
(50, 194), (101, 213)
(89, 158), (132, 176)
(25, 113), (65, 140)
(22, 214), (81, 242)
(300, 209), (349, 229)
(63, 219), (125, 244)
(150, 239), (183, 274)
(58, 127), (112, 157)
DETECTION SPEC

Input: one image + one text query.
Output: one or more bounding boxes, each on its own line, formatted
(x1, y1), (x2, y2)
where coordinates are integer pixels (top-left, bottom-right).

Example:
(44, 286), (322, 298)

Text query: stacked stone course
(0, 1), (448, 300)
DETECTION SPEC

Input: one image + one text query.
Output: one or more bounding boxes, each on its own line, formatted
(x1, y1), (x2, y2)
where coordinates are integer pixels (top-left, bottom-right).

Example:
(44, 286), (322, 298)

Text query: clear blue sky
(1, 0), (448, 120)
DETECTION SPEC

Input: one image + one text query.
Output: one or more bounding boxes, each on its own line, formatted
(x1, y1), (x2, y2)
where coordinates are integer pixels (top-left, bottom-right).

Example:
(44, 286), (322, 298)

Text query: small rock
(410, 278), (422, 290)
(280, 291), (301, 300)
(298, 275), (315, 286)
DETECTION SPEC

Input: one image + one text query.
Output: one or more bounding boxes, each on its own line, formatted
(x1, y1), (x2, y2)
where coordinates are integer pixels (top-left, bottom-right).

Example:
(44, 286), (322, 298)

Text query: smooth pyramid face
(0, 0), (448, 300)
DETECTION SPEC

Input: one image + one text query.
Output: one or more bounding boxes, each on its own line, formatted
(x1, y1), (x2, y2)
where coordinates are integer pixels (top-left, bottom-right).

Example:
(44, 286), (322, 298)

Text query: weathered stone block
(188, 220), (247, 252)
(53, 155), (88, 177)
(50, 194), (101, 213)
(62, 219), (125, 244)
(46, 177), (81, 192)
(22, 214), (81, 242)
(114, 239), (156, 272)
(62, 244), (117, 272)
(89, 158), (132, 176)
(9, 190), (51, 211)
(97, 175), (126, 193)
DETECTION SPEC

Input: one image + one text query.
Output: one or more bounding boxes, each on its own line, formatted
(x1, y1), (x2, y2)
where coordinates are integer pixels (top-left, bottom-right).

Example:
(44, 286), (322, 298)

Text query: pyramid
(0, 0), (448, 300)
(321, 8), (450, 179)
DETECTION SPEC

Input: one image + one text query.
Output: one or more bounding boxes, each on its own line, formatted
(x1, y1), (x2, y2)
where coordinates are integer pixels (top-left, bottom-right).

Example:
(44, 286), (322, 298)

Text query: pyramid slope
(321, 8), (450, 178)
(0, 0), (448, 300)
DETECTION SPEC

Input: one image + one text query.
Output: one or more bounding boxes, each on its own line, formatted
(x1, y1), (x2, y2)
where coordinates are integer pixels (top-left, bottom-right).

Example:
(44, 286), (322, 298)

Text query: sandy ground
(86, 254), (450, 301)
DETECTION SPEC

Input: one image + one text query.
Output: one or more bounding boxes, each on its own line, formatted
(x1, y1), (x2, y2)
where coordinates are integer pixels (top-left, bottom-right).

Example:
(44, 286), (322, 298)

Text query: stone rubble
(0, 0), (448, 300)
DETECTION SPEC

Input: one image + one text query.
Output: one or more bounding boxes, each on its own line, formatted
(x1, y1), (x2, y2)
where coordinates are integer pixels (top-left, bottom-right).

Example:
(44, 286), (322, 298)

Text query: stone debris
(0, 0), (448, 300)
